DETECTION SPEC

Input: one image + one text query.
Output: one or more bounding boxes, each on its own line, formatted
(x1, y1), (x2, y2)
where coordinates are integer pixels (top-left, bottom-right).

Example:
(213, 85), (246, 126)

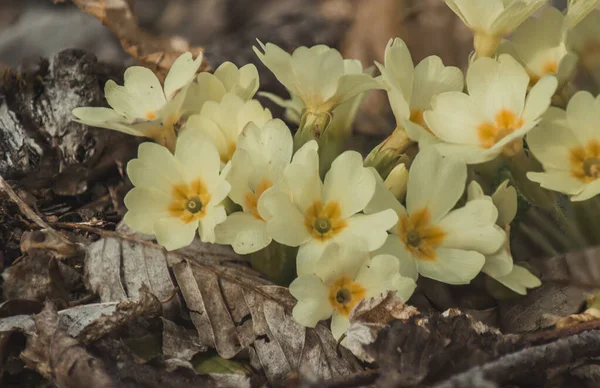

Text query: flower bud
(384, 163), (408, 201)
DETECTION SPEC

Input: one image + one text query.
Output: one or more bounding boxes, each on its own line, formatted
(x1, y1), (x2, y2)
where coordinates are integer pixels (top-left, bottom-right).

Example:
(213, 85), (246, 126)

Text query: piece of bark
(0, 48), (136, 194)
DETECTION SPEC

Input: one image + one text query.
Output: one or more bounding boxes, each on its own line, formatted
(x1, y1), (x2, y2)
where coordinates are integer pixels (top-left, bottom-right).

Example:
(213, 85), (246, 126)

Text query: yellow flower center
(327, 276), (366, 316)
(221, 141), (237, 164)
(477, 109), (524, 156)
(145, 111), (157, 120)
(304, 201), (347, 241)
(244, 179), (273, 220)
(529, 60), (558, 87)
(570, 140), (600, 183)
(410, 109), (433, 134)
(168, 179), (211, 223)
(398, 207), (446, 261)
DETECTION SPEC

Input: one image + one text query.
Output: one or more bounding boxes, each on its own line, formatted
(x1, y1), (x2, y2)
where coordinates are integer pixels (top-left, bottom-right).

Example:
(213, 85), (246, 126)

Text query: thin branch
(68, 0), (207, 78)
(0, 175), (74, 248)
(433, 330), (600, 388)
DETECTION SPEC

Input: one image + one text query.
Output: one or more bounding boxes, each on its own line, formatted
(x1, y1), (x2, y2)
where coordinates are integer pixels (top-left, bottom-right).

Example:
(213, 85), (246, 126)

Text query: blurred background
(0, 0), (571, 136)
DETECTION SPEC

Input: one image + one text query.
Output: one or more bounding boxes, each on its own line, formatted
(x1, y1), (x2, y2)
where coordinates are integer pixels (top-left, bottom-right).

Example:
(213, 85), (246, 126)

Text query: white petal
(404, 119), (439, 146)
(571, 179), (600, 202)
(331, 313), (350, 340)
(492, 181), (518, 226)
(253, 41), (297, 96)
(482, 246), (513, 278)
(313, 242), (370, 285)
(182, 114), (230, 163)
(72, 107), (143, 136)
(282, 163), (323, 214)
(438, 199), (504, 255)
(522, 76), (558, 122)
(122, 66), (166, 113)
(263, 190), (312, 246)
(323, 151), (375, 218)
(526, 107), (577, 170)
(447, 0), (504, 30)
(406, 147), (467, 223)
(378, 37), (415, 99)
(493, 264), (541, 295)
(330, 74), (381, 108)
(491, 0), (546, 34)
(527, 171), (585, 196)
(433, 143), (494, 165)
(214, 212), (270, 254)
(567, 91), (600, 145)
(296, 240), (329, 276)
(127, 142), (185, 193)
(123, 188), (171, 235)
(374, 235), (419, 280)
(339, 210), (399, 251)
(237, 119), (293, 183)
(164, 52), (203, 101)
(290, 275), (332, 327)
(424, 92), (484, 145)
(364, 168), (407, 220)
(468, 55), (528, 120)
(417, 248), (485, 285)
(355, 255), (416, 302)
(411, 56), (464, 110)
(291, 140), (320, 169)
(197, 204), (227, 243)
(175, 130), (222, 190)
(154, 217), (198, 251)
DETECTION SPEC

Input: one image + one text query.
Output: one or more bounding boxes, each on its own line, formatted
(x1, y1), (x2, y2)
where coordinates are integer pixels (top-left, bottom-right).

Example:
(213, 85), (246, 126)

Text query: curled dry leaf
(20, 302), (113, 388)
(368, 309), (513, 387)
(345, 292), (420, 362)
(500, 246), (597, 333)
(85, 231), (361, 384)
(71, 0), (206, 79)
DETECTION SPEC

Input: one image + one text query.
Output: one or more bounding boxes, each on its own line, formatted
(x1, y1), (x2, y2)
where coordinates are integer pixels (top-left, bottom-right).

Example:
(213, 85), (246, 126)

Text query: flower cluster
(73, 0), (600, 344)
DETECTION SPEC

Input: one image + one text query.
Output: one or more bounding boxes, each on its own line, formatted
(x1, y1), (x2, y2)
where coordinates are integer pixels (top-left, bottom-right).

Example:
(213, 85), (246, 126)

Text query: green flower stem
(573, 196), (600, 245)
(364, 128), (413, 178)
(249, 242), (298, 286)
(506, 150), (587, 250)
(294, 110), (332, 151)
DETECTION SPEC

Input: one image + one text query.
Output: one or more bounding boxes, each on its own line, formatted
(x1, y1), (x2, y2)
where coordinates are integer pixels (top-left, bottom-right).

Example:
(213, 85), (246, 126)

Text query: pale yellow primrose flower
(444, 0), (547, 57)
(215, 119), (293, 254)
(180, 93), (272, 166)
(289, 241), (416, 340)
(467, 181), (541, 294)
(425, 54), (557, 164)
(567, 10), (600, 73)
(261, 141), (398, 275)
(498, 7), (578, 88)
(73, 52), (203, 150)
(376, 37), (464, 146)
(565, 0), (600, 29)
(123, 129), (230, 251)
(253, 41), (381, 114)
(527, 91), (600, 201)
(366, 148), (505, 285)
(185, 61), (260, 109)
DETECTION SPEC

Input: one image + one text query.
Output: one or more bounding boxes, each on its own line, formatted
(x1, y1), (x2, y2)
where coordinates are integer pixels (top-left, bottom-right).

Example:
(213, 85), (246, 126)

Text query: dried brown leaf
(368, 309), (513, 387)
(20, 302), (114, 388)
(84, 230), (361, 384)
(500, 247), (597, 332)
(345, 292), (419, 362)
